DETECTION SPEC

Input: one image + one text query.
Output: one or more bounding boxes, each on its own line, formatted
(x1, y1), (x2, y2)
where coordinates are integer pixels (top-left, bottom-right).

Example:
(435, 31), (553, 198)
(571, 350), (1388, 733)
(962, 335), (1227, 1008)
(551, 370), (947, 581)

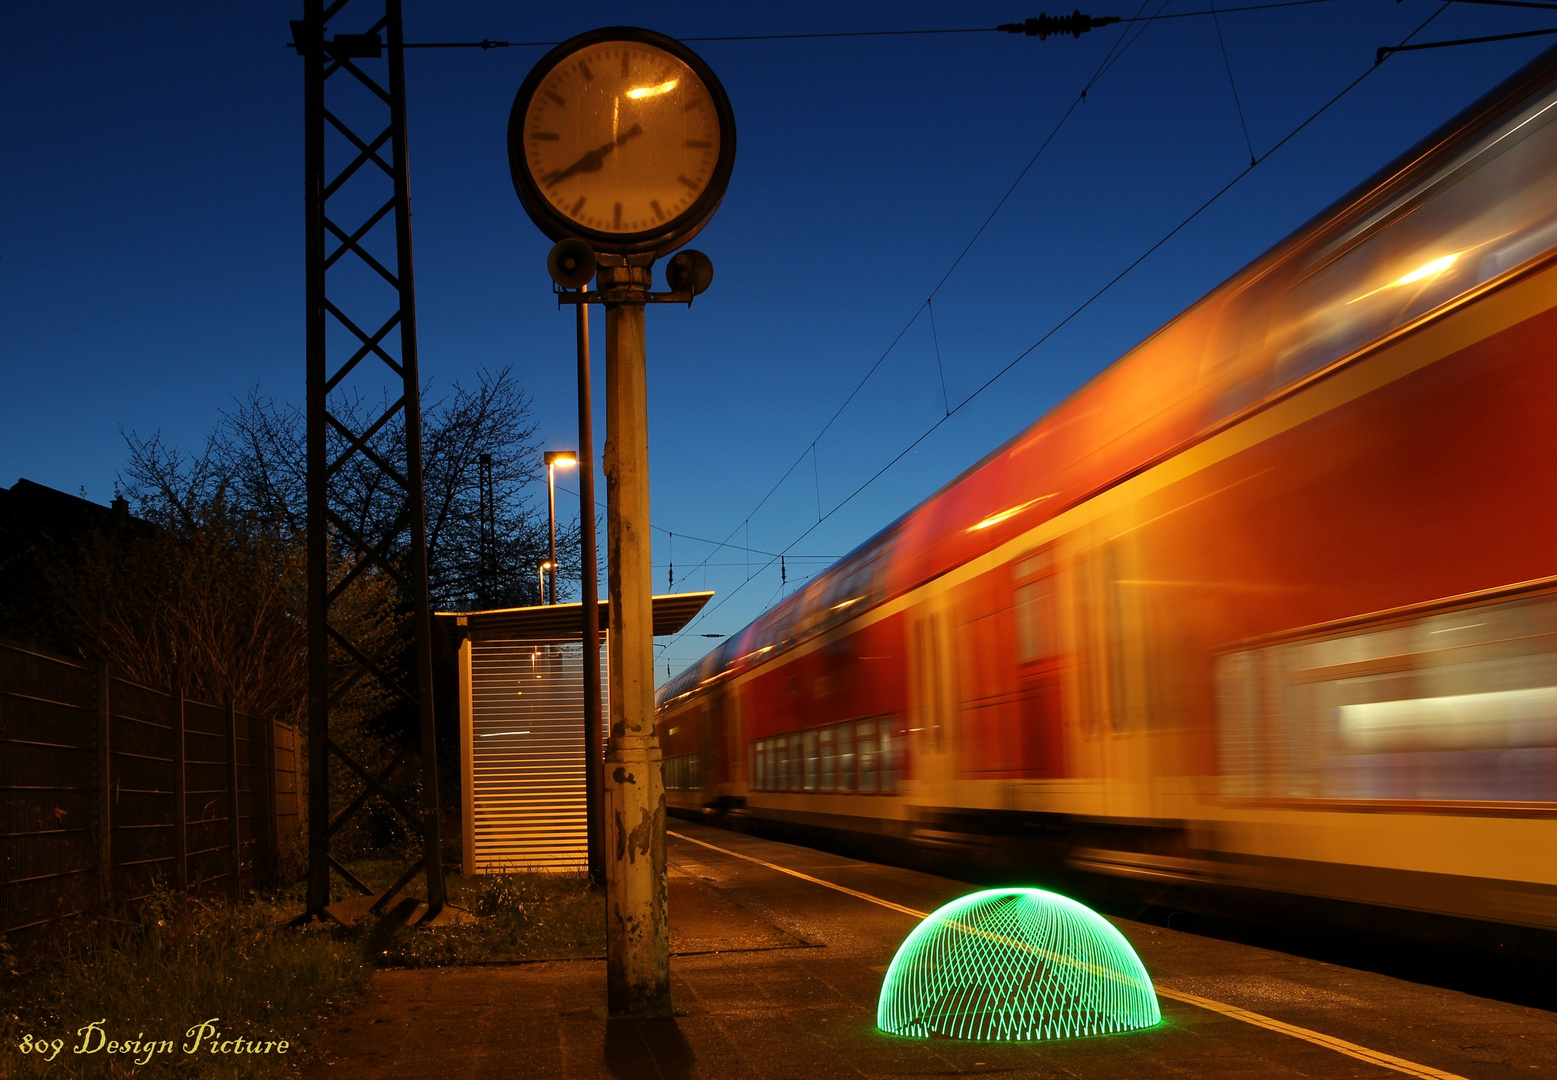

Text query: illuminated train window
(1205, 72), (1557, 421)
(744, 529), (901, 666)
(751, 717), (901, 793)
(1217, 588), (1557, 802)
(665, 753), (701, 790)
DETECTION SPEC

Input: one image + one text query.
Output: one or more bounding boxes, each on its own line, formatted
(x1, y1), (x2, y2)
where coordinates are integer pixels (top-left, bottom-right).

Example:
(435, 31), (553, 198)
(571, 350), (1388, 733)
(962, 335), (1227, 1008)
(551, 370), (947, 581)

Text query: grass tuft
(366, 869), (604, 968)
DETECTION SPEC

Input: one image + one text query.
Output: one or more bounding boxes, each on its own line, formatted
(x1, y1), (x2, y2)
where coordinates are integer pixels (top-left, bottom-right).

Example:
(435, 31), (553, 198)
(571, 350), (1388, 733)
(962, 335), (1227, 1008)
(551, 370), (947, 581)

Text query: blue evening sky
(2, 1), (1551, 680)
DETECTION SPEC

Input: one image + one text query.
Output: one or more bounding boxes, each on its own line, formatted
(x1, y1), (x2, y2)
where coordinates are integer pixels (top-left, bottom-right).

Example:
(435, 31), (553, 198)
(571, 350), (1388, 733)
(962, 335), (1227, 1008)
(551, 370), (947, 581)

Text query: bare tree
(103, 369), (574, 857)
(120, 366), (573, 609)
(37, 511), (401, 730)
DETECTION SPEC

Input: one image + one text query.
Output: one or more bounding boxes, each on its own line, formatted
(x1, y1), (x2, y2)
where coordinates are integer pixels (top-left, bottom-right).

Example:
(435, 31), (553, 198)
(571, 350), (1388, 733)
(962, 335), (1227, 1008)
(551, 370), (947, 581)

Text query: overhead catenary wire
(659, 0), (1169, 597)
(550, 481), (838, 560)
(1208, 0), (1259, 165)
(374, 2), (1354, 51)
(661, 2), (1453, 656)
(1378, 22), (1557, 60)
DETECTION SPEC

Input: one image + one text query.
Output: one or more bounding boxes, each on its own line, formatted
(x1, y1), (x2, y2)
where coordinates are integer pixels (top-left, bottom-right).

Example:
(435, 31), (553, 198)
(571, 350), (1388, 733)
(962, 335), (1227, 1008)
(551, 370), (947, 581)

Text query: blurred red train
(656, 47), (1557, 940)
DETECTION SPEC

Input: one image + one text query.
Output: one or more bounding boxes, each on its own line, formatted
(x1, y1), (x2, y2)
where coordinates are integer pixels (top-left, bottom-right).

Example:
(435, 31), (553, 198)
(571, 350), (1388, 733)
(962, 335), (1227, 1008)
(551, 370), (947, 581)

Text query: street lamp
(538, 559), (555, 604)
(543, 450), (577, 604)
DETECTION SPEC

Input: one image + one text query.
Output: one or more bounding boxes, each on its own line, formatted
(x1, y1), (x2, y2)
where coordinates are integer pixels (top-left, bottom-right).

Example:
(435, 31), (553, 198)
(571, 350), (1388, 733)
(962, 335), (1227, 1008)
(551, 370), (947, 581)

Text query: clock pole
(508, 25), (734, 1021)
(599, 256), (672, 1016)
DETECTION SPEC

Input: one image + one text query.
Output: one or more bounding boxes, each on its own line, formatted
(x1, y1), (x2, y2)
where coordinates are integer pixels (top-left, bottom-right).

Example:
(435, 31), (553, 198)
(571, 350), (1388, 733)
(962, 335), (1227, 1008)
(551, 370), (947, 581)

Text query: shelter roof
(436, 591), (713, 640)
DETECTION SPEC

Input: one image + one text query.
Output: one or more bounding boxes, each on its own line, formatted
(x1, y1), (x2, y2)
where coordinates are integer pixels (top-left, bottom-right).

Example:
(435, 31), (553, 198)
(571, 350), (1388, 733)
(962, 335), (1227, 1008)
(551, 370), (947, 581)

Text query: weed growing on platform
(0, 885), (370, 1080)
(365, 870), (605, 967)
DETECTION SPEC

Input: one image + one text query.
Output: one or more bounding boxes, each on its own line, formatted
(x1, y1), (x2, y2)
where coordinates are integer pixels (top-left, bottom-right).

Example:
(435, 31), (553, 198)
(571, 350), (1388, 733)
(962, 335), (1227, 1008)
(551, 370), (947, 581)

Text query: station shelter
(439, 592), (711, 874)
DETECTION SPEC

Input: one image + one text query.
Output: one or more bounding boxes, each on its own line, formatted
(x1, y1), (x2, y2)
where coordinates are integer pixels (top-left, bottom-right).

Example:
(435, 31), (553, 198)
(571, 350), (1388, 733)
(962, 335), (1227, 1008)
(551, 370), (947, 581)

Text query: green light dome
(877, 887), (1161, 1041)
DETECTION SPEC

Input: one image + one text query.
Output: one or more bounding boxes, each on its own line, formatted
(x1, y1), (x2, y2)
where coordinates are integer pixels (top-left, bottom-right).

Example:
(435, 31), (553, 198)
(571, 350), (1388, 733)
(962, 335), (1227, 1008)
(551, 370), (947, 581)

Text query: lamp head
(544, 450), (578, 468)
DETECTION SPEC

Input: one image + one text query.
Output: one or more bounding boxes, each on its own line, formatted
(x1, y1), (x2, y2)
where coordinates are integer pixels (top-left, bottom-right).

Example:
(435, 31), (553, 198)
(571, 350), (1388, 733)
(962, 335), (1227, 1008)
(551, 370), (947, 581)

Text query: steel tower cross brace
(296, 0), (446, 921)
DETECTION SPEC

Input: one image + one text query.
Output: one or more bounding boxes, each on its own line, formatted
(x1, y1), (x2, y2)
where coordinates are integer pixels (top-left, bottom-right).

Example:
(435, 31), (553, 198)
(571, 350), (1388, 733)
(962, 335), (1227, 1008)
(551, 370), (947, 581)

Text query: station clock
(507, 27), (737, 258)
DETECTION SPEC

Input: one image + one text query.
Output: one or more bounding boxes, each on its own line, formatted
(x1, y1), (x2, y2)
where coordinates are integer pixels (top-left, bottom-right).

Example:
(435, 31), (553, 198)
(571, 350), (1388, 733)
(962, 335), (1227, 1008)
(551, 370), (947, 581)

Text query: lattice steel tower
(294, 0), (445, 920)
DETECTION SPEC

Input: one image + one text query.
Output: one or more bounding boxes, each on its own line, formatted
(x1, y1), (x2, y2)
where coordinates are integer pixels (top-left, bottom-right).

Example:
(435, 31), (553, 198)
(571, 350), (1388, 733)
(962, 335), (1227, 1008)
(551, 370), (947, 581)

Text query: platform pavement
(291, 821), (1557, 1080)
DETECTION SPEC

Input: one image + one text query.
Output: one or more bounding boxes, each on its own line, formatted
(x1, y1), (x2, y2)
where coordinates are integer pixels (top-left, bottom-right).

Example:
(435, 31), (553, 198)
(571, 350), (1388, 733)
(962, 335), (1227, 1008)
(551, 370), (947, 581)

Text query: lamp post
(537, 559), (554, 604)
(544, 450), (577, 605)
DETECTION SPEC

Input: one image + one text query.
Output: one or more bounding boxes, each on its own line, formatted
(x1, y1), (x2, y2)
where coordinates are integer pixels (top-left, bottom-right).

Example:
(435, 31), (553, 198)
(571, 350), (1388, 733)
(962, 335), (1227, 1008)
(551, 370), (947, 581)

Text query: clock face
(510, 31), (734, 252)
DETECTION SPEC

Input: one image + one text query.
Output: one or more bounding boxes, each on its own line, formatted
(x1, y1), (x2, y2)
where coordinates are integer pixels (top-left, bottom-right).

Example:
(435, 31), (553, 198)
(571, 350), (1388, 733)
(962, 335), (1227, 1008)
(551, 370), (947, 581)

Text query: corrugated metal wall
(468, 636), (607, 872)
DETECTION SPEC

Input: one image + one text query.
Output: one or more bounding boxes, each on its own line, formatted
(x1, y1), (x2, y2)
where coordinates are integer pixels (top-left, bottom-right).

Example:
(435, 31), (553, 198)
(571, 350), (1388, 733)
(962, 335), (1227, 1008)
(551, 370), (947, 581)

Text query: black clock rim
(507, 26), (737, 258)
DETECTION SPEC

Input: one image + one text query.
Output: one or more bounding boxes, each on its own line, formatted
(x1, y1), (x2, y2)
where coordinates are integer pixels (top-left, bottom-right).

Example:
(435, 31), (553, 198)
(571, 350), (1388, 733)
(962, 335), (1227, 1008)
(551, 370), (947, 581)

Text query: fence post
(173, 672), (187, 891)
(265, 716), (279, 886)
(97, 661), (112, 907)
(226, 701), (241, 899)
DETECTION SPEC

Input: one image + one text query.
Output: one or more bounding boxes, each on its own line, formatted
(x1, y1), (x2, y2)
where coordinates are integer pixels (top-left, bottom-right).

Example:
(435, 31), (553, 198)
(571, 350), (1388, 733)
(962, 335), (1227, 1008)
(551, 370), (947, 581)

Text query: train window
(813, 533), (898, 635)
(747, 721), (901, 795)
(777, 603), (803, 652)
(1016, 549), (1053, 579)
(838, 723), (857, 791)
(1214, 652), (1262, 797)
(795, 580), (831, 639)
(857, 719), (879, 793)
(819, 728), (836, 791)
(752, 596), (802, 660)
(1014, 577), (1056, 663)
(690, 753), (701, 790)
(1207, 75), (1557, 420)
(1219, 588), (1557, 801)
(879, 718), (898, 793)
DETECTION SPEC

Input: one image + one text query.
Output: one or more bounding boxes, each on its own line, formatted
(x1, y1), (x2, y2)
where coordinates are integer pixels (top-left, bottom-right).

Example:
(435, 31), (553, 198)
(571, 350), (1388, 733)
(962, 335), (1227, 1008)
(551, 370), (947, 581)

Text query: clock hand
(542, 123), (644, 189)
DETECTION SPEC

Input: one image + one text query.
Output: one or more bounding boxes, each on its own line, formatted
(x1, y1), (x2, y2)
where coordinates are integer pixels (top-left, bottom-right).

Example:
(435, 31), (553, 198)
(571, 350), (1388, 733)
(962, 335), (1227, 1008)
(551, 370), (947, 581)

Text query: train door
(725, 683), (744, 795)
(1075, 527), (1157, 815)
(908, 594), (957, 801)
(700, 695), (720, 802)
(1012, 546), (1066, 777)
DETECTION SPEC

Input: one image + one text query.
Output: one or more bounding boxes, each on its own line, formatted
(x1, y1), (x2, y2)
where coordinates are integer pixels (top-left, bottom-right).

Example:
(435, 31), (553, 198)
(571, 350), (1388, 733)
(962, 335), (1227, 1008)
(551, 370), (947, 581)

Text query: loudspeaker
(665, 249), (714, 296)
(546, 238), (597, 289)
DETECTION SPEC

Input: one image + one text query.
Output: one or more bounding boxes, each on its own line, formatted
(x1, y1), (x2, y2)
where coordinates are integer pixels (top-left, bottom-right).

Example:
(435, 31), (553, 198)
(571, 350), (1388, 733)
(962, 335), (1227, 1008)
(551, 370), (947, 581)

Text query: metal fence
(0, 639), (301, 936)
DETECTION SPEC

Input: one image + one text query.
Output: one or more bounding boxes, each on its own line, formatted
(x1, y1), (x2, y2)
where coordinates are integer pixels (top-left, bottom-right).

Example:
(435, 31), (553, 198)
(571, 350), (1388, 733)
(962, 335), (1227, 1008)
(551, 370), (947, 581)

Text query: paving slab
(290, 822), (1557, 1079)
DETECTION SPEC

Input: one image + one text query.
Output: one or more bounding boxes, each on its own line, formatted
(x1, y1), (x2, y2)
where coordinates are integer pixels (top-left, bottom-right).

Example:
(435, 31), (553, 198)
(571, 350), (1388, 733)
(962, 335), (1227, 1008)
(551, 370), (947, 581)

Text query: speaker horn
(665, 249), (714, 296)
(547, 238), (597, 289)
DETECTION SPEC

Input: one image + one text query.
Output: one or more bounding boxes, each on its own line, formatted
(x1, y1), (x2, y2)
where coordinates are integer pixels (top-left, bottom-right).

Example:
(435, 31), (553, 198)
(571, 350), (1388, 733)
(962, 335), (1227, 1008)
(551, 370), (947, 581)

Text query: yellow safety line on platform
(667, 830), (1471, 1080)
(670, 829), (927, 918)
(1150, 986), (1468, 1080)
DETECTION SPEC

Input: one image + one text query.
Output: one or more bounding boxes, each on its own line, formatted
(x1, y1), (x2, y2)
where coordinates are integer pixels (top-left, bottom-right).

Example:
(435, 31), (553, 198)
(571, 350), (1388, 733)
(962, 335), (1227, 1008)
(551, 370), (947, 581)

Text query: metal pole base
(603, 733), (670, 1017)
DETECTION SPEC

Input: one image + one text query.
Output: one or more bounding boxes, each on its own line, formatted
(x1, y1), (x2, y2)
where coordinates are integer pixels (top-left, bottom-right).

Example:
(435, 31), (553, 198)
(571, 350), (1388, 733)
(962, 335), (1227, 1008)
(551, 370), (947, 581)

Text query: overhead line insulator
(998, 11), (1122, 39)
